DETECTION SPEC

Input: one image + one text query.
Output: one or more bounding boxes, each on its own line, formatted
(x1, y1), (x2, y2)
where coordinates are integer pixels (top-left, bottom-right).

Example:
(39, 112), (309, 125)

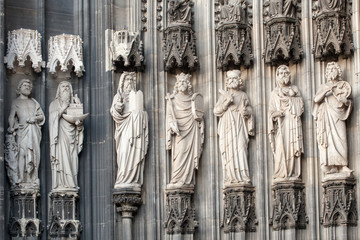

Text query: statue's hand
(26, 116), (37, 124)
(242, 108), (251, 118)
(339, 97), (350, 106)
(170, 122), (180, 136)
(7, 127), (15, 134)
(272, 111), (284, 119)
(75, 119), (83, 126)
(115, 102), (124, 113)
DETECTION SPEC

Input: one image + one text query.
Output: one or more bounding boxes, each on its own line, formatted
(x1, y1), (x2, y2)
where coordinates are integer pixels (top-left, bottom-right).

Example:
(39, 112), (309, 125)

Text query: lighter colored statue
(268, 65), (304, 182)
(49, 81), (88, 191)
(313, 62), (353, 178)
(5, 79), (45, 189)
(166, 73), (204, 189)
(110, 72), (148, 190)
(214, 70), (254, 186)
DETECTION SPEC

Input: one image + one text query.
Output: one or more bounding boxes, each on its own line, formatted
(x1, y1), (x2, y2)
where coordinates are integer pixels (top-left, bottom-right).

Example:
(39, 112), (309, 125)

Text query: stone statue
(5, 79), (45, 189)
(316, 0), (344, 13)
(110, 72), (149, 190)
(220, 0), (247, 23)
(166, 73), (204, 189)
(49, 81), (88, 191)
(268, 65), (304, 182)
(167, 0), (193, 25)
(214, 70), (254, 186)
(268, 0), (298, 18)
(313, 62), (353, 178)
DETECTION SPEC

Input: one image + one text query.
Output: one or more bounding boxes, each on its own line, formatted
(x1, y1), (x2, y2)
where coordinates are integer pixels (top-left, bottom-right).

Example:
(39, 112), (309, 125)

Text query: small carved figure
(49, 81), (88, 191)
(166, 73), (204, 189)
(220, 0), (247, 23)
(268, 65), (304, 182)
(5, 79), (45, 188)
(167, 0), (193, 25)
(268, 0), (298, 18)
(313, 62), (353, 178)
(110, 72), (148, 189)
(214, 70), (254, 186)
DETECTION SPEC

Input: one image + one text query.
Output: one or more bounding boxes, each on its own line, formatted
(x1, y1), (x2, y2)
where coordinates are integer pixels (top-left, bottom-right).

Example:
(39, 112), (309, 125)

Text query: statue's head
(119, 71), (136, 94)
(16, 79), (32, 96)
(276, 65), (291, 87)
(174, 72), (193, 95)
(56, 81), (73, 104)
(226, 70), (243, 90)
(325, 62), (342, 82)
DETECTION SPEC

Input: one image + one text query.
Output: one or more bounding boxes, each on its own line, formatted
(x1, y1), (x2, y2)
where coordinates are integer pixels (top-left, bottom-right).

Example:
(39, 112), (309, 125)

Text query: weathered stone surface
(113, 189), (142, 217)
(321, 178), (357, 227)
(222, 184), (257, 233)
(312, 0), (354, 60)
(271, 181), (307, 230)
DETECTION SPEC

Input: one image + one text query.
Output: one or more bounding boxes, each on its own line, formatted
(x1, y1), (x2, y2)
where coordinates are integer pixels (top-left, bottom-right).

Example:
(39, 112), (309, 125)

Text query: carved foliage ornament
(47, 34), (85, 77)
(312, 0), (354, 60)
(110, 31), (144, 71)
(321, 179), (357, 227)
(222, 186), (257, 233)
(215, 0), (254, 69)
(163, 0), (198, 72)
(113, 191), (142, 217)
(4, 28), (45, 73)
(263, 0), (303, 65)
(271, 182), (308, 230)
(164, 189), (198, 234)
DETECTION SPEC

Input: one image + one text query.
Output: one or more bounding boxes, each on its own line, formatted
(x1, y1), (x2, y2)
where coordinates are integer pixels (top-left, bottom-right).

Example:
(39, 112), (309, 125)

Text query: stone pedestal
(9, 189), (42, 239)
(164, 187), (198, 235)
(321, 178), (357, 227)
(221, 184), (257, 233)
(113, 188), (142, 240)
(271, 181), (307, 230)
(48, 191), (81, 240)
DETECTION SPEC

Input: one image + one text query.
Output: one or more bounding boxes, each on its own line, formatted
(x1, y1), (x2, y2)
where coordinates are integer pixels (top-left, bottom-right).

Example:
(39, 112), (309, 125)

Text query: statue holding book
(110, 72), (149, 190)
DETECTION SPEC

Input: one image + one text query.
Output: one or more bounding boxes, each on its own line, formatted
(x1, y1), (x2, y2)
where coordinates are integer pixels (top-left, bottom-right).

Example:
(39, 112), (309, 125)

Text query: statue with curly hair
(110, 72), (148, 190)
(166, 73), (204, 189)
(214, 70), (254, 186)
(313, 62), (353, 179)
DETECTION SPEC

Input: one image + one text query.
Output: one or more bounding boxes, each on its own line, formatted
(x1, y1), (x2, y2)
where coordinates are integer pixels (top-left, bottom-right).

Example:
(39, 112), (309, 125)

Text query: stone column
(270, 181), (308, 238)
(48, 191), (82, 240)
(321, 178), (357, 239)
(113, 188), (142, 240)
(222, 184), (257, 237)
(9, 189), (42, 239)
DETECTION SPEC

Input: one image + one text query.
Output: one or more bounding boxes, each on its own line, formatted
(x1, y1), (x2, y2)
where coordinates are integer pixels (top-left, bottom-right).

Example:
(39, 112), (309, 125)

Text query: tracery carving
(4, 28), (44, 73)
(222, 185), (257, 232)
(48, 191), (82, 239)
(263, 0), (303, 65)
(271, 182), (308, 230)
(321, 179), (357, 227)
(164, 188), (198, 234)
(163, 0), (198, 72)
(47, 34), (85, 77)
(215, 0), (253, 70)
(312, 0), (353, 60)
(110, 31), (144, 71)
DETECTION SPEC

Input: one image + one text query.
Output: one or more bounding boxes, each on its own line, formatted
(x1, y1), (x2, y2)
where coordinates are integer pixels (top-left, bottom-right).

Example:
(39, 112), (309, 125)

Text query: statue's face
(177, 78), (189, 93)
(276, 67), (291, 86)
(123, 75), (135, 93)
(227, 73), (242, 89)
(59, 83), (71, 102)
(19, 81), (32, 96)
(327, 66), (339, 81)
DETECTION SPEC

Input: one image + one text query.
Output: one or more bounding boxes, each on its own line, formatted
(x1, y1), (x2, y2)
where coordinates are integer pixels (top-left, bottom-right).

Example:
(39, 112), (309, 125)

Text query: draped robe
(110, 92), (148, 188)
(268, 86), (304, 181)
(49, 99), (84, 190)
(166, 93), (204, 187)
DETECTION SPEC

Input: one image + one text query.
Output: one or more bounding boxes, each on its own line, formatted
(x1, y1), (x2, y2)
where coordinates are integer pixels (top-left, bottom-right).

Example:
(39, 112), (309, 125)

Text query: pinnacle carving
(312, 0), (354, 60)
(222, 185), (257, 232)
(4, 28), (45, 73)
(271, 182), (308, 230)
(47, 34), (85, 77)
(164, 188), (198, 234)
(215, 0), (254, 70)
(321, 179), (357, 227)
(163, 0), (198, 72)
(263, 0), (303, 65)
(110, 31), (144, 71)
